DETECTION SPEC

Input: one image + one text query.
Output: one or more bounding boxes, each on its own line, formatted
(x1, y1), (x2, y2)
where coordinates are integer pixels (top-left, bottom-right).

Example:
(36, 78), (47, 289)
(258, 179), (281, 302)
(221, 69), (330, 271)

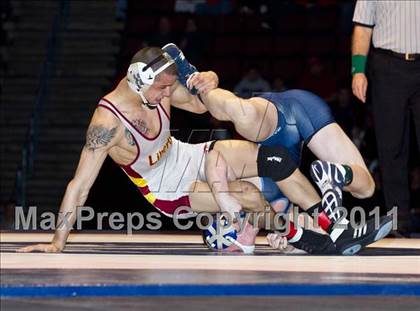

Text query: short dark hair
(130, 47), (177, 77)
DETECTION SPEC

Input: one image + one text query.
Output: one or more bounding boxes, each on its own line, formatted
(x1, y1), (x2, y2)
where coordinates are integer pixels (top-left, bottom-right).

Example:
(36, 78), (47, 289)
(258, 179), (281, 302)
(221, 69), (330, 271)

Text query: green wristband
(351, 55), (367, 75)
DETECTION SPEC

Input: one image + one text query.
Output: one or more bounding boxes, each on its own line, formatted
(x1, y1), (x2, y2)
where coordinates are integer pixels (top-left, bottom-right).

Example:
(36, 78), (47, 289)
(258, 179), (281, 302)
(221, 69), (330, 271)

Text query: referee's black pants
(370, 50), (420, 230)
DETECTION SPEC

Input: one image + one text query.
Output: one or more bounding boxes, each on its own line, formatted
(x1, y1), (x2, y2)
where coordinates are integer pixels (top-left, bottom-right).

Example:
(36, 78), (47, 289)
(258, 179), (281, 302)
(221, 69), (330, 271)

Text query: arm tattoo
(125, 129), (135, 146)
(132, 119), (150, 135)
(85, 125), (117, 150)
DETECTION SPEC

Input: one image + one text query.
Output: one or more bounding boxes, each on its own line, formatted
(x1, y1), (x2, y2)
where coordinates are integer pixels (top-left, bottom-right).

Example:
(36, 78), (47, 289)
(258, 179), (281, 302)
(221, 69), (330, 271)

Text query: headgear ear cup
(138, 62), (157, 85)
(203, 213), (256, 254)
(127, 62), (152, 92)
(203, 216), (237, 250)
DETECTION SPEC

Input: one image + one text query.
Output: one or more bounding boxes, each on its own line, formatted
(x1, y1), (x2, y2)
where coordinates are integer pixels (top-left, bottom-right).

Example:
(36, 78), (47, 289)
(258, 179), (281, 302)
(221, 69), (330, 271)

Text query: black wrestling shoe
(289, 229), (338, 255)
(334, 215), (393, 255)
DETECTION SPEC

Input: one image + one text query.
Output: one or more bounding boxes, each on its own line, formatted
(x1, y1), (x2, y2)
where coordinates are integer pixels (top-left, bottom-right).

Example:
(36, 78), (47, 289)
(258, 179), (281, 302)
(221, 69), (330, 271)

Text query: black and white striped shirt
(353, 0), (420, 54)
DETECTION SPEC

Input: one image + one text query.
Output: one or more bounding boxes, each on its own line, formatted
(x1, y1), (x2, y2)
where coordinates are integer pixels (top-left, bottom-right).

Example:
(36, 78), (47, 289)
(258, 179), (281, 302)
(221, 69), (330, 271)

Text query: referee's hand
(352, 73), (368, 103)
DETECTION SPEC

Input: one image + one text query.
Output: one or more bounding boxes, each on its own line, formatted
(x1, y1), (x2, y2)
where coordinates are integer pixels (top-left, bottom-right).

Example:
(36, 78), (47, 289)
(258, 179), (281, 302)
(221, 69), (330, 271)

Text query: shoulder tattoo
(85, 125), (117, 150)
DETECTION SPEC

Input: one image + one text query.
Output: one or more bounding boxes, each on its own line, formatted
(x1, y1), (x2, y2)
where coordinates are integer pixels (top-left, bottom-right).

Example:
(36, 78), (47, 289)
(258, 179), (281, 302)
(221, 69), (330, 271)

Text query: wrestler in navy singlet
(257, 89), (336, 206)
(258, 89), (335, 163)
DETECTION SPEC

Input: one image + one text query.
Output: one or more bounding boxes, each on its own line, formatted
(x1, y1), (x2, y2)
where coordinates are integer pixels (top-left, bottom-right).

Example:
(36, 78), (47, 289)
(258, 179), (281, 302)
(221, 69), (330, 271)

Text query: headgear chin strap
(127, 52), (174, 108)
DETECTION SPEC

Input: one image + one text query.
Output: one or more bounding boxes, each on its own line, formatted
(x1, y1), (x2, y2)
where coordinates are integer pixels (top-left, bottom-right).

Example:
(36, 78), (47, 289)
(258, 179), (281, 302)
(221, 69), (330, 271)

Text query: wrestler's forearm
(51, 180), (85, 250)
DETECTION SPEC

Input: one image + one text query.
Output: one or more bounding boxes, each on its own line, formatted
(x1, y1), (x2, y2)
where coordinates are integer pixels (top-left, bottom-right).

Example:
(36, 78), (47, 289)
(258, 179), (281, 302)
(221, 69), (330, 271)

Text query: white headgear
(127, 52), (174, 105)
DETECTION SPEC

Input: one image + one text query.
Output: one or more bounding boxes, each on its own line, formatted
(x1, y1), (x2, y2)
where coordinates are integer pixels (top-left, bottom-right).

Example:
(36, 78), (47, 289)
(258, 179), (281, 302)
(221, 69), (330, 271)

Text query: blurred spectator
(299, 57), (337, 102)
(295, 0), (336, 10)
(234, 65), (270, 98)
(271, 77), (287, 92)
(237, 0), (261, 15)
(143, 17), (177, 48)
(179, 18), (206, 64)
(236, 1), (293, 31)
(115, 0), (127, 21)
(175, 0), (205, 13)
(196, 0), (234, 15)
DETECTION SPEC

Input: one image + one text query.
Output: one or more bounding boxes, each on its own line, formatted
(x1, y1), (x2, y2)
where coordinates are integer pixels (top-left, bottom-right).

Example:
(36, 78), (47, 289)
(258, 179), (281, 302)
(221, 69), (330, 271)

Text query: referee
(351, 0), (420, 234)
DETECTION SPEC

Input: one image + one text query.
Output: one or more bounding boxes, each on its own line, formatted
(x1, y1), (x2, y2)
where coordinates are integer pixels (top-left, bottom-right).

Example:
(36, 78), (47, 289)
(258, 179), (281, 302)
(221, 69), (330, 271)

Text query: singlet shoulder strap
(97, 98), (138, 134)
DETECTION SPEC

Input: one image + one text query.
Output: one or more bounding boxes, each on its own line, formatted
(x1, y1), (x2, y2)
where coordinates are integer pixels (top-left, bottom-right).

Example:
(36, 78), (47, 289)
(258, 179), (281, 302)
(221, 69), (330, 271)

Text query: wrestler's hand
(187, 71), (219, 94)
(17, 243), (63, 253)
(352, 73), (368, 103)
(266, 232), (289, 250)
